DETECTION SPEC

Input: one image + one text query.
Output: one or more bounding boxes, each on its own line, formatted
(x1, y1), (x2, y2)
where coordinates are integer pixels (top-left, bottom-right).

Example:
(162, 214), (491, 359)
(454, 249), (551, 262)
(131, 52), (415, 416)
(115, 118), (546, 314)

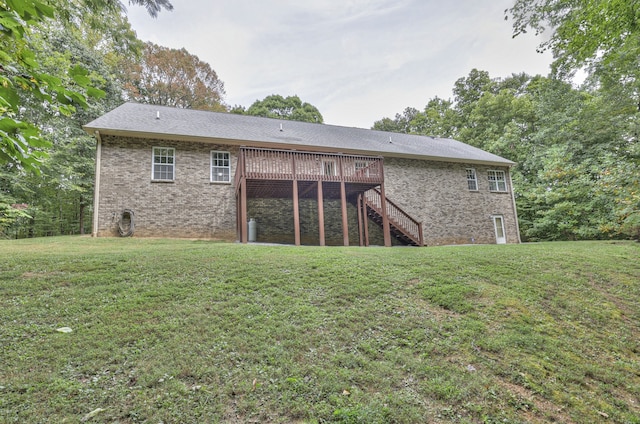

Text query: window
(152, 147), (175, 181)
(355, 160), (369, 177)
(355, 161), (368, 171)
(466, 168), (478, 191)
(211, 151), (231, 183)
(488, 170), (508, 192)
(322, 160), (336, 176)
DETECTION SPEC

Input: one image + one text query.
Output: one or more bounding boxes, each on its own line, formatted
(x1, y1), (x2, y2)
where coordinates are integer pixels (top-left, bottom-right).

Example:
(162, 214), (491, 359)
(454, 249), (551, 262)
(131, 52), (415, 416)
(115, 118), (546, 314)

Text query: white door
(492, 215), (507, 244)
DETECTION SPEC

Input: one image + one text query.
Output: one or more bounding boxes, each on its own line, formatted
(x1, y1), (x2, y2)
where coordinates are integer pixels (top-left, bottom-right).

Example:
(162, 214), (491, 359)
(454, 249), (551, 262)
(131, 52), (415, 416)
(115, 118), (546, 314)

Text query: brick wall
(382, 158), (519, 245)
(96, 136), (519, 244)
(96, 135), (238, 239)
(245, 197), (396, 246)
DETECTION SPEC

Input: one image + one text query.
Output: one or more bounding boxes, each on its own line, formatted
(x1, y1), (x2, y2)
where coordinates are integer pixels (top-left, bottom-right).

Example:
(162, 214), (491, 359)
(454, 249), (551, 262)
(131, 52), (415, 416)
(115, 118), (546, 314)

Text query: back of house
(83, 103), (520, 246)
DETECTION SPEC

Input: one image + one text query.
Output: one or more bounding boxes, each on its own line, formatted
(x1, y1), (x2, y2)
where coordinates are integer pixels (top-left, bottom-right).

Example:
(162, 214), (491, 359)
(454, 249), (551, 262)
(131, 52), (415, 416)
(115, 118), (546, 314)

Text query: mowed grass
(0, 238), (639, 423)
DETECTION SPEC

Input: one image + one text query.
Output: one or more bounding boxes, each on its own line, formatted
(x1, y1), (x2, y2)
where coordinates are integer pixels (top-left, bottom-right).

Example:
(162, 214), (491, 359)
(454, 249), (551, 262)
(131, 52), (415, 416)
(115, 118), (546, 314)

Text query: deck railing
(364, 188), (423, 246)
(236, 147), (384, 184)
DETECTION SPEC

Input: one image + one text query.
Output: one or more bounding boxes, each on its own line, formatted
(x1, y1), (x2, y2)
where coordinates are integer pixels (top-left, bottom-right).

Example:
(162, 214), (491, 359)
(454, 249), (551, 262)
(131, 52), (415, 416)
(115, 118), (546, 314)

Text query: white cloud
(126, 0), (552, 128)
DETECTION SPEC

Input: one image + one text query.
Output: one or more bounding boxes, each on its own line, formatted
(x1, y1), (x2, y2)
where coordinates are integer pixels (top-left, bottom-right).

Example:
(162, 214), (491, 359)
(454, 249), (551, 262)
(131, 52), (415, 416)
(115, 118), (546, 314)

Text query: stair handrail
(364, 188), (423, 246)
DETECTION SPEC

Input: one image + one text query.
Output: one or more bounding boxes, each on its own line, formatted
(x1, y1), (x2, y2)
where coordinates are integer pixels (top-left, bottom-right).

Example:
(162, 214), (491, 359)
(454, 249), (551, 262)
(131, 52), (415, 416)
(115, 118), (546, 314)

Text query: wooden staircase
(359, 189), (424, 246)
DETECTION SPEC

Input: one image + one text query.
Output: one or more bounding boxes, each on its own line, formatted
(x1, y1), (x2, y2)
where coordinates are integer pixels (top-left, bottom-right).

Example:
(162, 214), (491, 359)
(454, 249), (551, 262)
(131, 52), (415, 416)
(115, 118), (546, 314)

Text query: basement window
(466, 168), (478, 191)
(152, 147), (175, 181)
(211, 151), (231, 183)
(488, 170), (508, 192)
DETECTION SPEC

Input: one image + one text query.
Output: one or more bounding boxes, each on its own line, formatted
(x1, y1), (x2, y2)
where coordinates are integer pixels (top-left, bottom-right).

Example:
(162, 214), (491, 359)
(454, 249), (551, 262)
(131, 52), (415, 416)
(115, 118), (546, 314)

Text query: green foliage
(1, 0), (176, 238)
(0, 0), (108, 172)
(372, 99), (457, 137)
(121, 41), (227, 111)
(0, 238), (639, 422)
(373, 69), (639, 241)
(0, 192), (29, 238)
(507, 0), (640, 76)
(5, 15), (128, 237)
(124, 0), (173, 18)
(375, 1), (640, 243)
(245, 94), (324, 123)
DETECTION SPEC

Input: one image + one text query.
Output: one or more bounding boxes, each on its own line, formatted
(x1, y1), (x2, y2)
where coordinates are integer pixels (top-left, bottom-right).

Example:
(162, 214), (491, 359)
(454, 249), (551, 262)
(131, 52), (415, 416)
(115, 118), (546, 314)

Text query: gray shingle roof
(83, 102), (514, 166)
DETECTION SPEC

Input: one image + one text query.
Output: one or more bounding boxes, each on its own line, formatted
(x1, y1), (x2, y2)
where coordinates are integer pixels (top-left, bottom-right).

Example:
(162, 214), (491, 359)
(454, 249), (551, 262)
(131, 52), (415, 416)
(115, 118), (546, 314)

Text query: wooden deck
(234, 147), (422, 247)
(234, 147), (384, 198)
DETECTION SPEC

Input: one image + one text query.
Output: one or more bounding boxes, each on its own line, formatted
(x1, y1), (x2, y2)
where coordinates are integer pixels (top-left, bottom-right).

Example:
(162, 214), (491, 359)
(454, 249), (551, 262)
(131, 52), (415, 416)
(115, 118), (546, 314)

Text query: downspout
(92, 131), (102, 237)
(508, 167), (522, 243)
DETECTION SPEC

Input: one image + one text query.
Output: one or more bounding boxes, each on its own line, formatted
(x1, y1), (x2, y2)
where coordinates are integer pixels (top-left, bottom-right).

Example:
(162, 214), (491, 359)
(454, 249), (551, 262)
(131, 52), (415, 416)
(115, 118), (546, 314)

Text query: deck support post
(317, 180), (325, 246)
(236, 194), (240, 242)
(240, 177), (248, 243)
(357, 193), (364, 247)
(363, 195), (370, 247)
(339, 157), (349, 246)
(293, 179), (301, 246)
(340, 180), (349, 246)
(292, 155), (301, 246)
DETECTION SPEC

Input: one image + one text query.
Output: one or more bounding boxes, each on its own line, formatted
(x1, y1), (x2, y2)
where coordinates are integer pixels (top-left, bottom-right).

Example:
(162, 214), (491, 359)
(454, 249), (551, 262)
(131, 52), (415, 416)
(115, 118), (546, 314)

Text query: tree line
(0, 0), (322, 238)
(1, 0), (638, 241)
(371, 0), (640, 241)
(373, 70), (639, 241)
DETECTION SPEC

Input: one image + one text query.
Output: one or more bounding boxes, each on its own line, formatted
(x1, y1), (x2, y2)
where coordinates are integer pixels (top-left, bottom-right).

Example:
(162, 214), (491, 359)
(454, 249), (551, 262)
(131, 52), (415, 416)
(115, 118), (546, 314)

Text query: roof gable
(83, 102), (515, 166)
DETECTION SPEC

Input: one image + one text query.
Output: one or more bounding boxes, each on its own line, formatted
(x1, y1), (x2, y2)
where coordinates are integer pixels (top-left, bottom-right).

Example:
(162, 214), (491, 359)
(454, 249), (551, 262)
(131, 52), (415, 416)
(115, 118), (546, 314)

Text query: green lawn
(1, 237), (639, 423)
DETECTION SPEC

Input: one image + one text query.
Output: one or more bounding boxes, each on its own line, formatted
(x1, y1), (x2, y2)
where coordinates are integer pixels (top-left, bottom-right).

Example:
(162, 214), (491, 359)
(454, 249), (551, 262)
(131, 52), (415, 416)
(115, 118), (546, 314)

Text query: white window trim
(492, 214), (507, 244)
(210, 150), (231, 183)
(466, 168), (478, 191)
(151, 146), (175, 181)
(488, 170), (508, 192)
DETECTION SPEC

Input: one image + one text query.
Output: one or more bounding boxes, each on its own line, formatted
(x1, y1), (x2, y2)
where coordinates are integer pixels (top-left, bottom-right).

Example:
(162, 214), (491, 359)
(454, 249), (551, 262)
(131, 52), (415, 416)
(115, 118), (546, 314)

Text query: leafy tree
(372, 100), (457, 138)
(0, 0), (172, 173)
(506, 0), (640, 102)
(75, 0), (173, 19)
(229, 105), (247, 115)
(121, 42), (227, 111)
(373, 68), (640, 241)
(1, 0), (167, 237)
(117, 0), (173, 17)
(452, 69), (498, 123)
(3, 15), (129, 237)
(372, 107), (421, 134)
(245, 95), (323, 123)
(417, 97), (458, 138)
(0, 0), (105, 173)
(459, 84), (536, 158)
(0, 187), (29, 238)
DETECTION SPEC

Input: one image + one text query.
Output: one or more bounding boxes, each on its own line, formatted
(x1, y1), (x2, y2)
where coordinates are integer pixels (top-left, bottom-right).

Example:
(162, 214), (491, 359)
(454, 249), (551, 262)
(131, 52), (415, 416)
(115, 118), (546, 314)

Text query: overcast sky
(126, 0), (552, 129)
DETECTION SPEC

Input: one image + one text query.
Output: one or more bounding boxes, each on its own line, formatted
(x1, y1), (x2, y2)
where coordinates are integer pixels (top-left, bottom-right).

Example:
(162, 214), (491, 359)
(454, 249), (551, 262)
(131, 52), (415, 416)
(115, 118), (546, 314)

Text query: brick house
(83, 102), (520, 246)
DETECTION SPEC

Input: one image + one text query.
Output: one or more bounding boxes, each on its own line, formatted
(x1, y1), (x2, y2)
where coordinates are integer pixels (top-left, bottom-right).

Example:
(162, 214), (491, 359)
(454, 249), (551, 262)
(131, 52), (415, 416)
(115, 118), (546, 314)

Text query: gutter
(508, 170), (522, 243)
(92, 131), (102, 237)
(82, 127), (516, 168)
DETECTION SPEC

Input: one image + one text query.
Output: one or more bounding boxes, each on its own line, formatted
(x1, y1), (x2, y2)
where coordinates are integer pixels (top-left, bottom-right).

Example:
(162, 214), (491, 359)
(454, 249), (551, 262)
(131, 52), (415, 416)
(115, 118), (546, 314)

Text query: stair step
(365, 205), (420, 246)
